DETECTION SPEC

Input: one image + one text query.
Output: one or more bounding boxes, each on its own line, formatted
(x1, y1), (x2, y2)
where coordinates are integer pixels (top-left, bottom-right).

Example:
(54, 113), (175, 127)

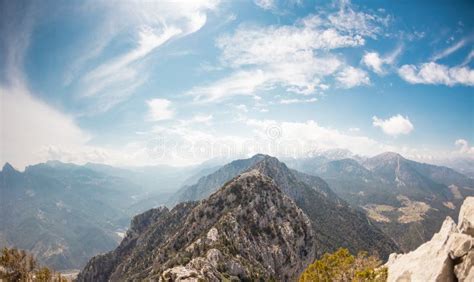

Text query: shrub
(0, 247), (66, 282)
(299, 248), (387, 282)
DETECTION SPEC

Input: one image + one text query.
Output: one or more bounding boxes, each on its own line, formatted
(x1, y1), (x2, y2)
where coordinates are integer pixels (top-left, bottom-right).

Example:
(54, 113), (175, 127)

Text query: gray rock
(386, 197), (474, 282)
(385, 217), (458, 282)
(449, 233), (473, 259)
(458, 197), (474, 236)
(454, 249), (474, 282)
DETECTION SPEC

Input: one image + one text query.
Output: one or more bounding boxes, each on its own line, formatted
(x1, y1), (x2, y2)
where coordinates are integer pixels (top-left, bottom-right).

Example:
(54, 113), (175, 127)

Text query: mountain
(170, 154), (399, 259)
(0, 161), (201, 271)
(289, 151), (474, 251)
(169, 154), (267, 206)
(0, 162), (129, 270)
(78, 170), (316, 281)
(437, 157), (474, 178)
(282, 149), (366, 174)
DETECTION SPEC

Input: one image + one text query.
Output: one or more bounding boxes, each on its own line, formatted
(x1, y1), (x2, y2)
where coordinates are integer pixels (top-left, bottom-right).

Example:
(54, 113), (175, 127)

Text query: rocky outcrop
(386, 196), (474, 281)
(77, 170), (315, 281)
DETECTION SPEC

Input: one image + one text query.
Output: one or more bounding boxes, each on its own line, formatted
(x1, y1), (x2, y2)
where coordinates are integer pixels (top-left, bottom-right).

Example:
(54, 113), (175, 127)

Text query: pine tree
(299, 248), (387, 282)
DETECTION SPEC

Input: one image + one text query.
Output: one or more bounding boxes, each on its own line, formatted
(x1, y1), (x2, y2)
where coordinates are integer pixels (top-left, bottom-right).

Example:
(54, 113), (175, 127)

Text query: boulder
(160, 265), (203, 282)
(454, 249), (474, 282)
(386, 197), (474, 282)
(458, 197), (474, 236)
(385, 217), (458, 282)
(449, 233), (473, 259)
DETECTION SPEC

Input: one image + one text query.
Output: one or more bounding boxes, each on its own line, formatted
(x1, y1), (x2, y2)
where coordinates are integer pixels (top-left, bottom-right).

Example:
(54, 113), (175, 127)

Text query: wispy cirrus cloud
(461, 49), (474, 66)
(431, 38), (468, 61)
(66, 0), (220, 114)
(279, 97), (318, 104)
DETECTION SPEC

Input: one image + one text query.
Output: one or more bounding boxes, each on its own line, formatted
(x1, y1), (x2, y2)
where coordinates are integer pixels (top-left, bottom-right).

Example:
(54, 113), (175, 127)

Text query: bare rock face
(386, 196), (474, 282)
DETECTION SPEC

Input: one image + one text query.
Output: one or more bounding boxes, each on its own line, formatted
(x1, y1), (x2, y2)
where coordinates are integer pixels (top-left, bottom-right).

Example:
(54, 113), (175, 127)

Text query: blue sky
(1, 0), (473, 169)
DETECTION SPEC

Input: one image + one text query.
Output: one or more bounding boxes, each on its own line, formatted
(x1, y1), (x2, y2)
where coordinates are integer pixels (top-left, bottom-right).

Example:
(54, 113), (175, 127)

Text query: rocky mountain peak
(386, 196), (474, 281)
(309, 148), (355, 160)
(171, 154), (399, 260)
(366, 152), (405, 166)
(78, 169), (316, 281)
(2, 162), (17, 173)
(249, 153), (272, 160)
(1, 162), (22, 180)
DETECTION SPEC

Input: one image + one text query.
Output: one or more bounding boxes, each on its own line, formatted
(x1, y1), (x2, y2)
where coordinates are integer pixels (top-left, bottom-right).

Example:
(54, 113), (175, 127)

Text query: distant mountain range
(285, 151), (474, 251)
(0, 161), (211, 270)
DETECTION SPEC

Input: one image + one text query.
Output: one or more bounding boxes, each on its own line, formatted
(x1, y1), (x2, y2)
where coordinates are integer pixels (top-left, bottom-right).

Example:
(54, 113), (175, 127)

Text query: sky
(1, 0), (473, 170)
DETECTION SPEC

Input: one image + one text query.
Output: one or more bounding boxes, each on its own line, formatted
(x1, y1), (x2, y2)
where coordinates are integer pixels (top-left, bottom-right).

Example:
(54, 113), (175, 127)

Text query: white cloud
(82, 26), (181, 97)
(362, 52), (384, 74)
(349, 127), (360, 132)
(189, 2), (386, 101)
(188, 70), (268, 102)
(254, 0), (275, 10)
(398, 62), (474, 86)
(279, 97), (318, 104)
(129, 116), (396, 164)
(431, 39), (467, 61)
(191, 114), (214, 124)
(67, 0), (220, 113)
(0, 85), (91, 169)
(372, 114), (414, 137)
(235, 104), (249, 112)
(455, 139), (474, 155)
(146, 99), (174, 121)
(461, 49), (474, 66)
(336, 66), (370, 88)
(362, 46), (402, 75)
(326, 0), (389, 39)
(245, 118), (392, 157)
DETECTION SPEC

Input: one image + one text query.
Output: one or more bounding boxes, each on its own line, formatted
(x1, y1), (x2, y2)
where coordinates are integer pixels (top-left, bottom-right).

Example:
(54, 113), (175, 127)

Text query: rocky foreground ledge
(386, 197), (474, 281)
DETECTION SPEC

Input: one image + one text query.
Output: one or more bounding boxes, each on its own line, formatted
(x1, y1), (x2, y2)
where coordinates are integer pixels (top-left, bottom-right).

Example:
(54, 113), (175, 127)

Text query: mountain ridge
(170, 154), (399, 259)
(78, 170), (316, 281)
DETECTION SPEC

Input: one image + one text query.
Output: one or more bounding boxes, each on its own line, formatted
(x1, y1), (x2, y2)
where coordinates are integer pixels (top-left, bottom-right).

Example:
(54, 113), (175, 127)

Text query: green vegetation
(0, 247), (66, 281)
(299, 248), (387, 282)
